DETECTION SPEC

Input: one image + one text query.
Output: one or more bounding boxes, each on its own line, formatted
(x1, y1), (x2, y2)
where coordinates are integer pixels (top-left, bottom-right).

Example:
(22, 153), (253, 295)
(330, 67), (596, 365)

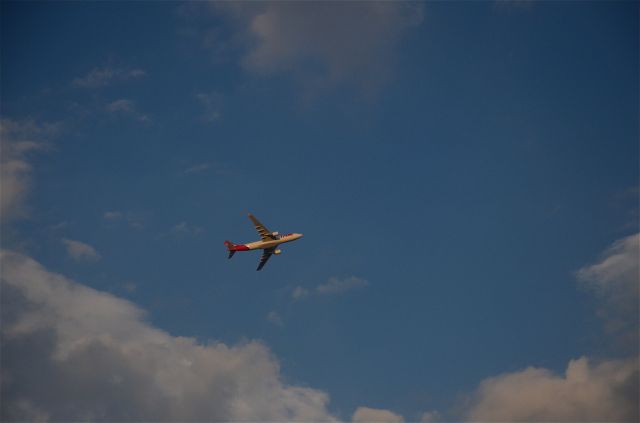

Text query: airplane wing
(257, 248), (275, 271)
(248, 213), (277, 242)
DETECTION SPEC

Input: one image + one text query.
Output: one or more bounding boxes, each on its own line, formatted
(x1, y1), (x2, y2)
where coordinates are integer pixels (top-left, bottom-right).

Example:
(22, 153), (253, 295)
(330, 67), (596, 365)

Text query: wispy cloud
(105, 99), (150, 123)
(103, 210), (145, 229)
(73, 66), (146, 88)
(49, 221), (69, 231)
(266, 311), (283, 327)
(184, 163), (212, 174)
(171, 221), (204, 237)
(291, 286), (310, 301)
(123, 282), (137, 294)
(61, 238), (101, 262)
(292, 276), (369, 301)
(183, 161), (232, 176)
(0, 119), (57, 222)
(317, 276), (369, 295)
(195, 92), (223, 123)
(155, 221), (205, 240)
(106, 99), (135, 113)
(103, 211), (123, 221)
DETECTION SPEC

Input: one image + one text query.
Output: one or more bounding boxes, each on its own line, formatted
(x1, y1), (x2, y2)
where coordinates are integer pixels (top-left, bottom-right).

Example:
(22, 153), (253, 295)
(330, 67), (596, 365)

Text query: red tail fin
(224, 240), (236, 259)
(224, 240), (250, 259)
(224, 241), (249, 252)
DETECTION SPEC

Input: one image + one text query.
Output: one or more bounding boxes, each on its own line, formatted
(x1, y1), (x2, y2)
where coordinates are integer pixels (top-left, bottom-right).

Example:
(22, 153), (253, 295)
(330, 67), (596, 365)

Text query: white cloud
(61, 238), (101, 262)
(293, 277), (369, 301)
(0, 119), (55, 222)
(465, 356), (639, 422)
(352, 406), (404, 423)
(212, 2), (423, 94)
(73, 67), (146, 88)
(577, 233), (639, 344)
(0, 250), (338, 422)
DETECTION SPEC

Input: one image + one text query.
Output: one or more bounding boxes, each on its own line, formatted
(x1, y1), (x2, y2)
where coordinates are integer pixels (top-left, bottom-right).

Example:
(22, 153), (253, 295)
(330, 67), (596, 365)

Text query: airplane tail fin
(224, 240), (249, 259)
(224, 240), (236, 259)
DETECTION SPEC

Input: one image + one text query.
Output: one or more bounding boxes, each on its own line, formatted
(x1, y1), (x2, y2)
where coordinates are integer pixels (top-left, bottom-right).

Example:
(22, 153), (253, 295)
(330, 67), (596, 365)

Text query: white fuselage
(246, 233), (303, 250)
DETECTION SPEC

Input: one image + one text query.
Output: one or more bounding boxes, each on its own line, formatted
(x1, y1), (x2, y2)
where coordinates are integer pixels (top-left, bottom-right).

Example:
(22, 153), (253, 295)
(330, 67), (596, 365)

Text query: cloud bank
(0, 251), (337, 422)
(465, 356), (638, 422)
(352, 406), (404, 423)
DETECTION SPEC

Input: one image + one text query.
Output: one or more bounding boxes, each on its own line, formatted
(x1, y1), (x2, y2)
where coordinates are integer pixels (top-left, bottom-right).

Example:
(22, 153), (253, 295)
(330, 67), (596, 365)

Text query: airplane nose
(298, 233), (304, 238)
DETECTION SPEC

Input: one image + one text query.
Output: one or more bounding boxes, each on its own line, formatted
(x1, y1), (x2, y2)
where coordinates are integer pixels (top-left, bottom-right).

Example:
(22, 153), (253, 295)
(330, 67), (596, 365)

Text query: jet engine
(273, 249), (282, 255)
(271, 232), (279, 236)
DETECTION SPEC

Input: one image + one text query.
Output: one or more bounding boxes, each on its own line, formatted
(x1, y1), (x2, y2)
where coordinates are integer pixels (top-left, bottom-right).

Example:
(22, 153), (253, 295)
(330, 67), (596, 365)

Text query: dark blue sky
(2, 2), (638, 421)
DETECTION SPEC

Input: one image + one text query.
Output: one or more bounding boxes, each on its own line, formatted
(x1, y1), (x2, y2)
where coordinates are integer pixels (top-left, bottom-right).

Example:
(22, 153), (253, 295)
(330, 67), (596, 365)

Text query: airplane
(224, 213), (303, 271)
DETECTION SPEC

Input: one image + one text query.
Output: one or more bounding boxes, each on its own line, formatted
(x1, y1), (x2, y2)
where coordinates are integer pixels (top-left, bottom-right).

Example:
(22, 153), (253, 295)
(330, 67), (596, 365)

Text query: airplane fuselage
(236, 233), (303, 251)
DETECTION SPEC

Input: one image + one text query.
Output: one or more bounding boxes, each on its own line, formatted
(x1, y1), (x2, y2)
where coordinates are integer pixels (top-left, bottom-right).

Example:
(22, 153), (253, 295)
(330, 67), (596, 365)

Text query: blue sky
(1, 2), (638, 422)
